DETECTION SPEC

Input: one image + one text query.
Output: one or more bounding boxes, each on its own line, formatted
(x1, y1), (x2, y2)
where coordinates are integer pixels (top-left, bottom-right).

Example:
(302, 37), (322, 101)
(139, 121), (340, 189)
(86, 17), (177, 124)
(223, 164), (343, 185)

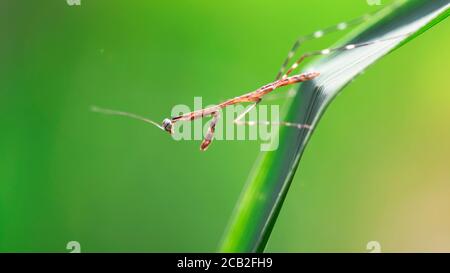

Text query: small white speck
(314, 31), (324, 38)
(345, 44), (356, 50)
(288, 51), (295, 58)
(291, 63), (298, 69)
(337, 22), (347, 30)
(321, 49), (331, 55)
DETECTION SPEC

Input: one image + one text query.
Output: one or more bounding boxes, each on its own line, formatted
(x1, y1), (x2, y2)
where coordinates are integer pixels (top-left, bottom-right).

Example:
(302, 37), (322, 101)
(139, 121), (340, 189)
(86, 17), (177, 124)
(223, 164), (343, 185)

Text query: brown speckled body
(171, 72), (320, 124)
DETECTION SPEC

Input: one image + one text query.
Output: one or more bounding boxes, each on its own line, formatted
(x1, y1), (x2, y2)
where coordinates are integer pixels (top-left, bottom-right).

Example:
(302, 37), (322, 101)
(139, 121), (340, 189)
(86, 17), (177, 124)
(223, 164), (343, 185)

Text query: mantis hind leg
(275, 13), (373, 80)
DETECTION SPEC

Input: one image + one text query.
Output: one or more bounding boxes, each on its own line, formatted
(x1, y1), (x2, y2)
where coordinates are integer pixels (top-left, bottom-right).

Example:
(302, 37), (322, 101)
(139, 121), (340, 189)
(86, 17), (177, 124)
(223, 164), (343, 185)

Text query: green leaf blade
(220, 0), (450, 253)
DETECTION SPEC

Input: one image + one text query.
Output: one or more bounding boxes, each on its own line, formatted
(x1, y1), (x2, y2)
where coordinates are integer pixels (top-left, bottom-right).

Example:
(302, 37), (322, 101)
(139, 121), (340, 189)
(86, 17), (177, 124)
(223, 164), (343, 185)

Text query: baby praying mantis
(92, 13), (409, 151)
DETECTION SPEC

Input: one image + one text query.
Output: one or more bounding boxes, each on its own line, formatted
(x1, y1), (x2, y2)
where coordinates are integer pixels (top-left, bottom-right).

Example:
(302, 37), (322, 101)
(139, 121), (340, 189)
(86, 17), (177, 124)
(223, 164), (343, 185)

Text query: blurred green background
(0, 0), (449, 252)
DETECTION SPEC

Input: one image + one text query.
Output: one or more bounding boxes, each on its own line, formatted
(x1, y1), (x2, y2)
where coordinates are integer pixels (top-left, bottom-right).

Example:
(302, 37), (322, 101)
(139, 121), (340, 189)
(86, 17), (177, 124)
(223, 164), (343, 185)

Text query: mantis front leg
(200, 111), (221, 151)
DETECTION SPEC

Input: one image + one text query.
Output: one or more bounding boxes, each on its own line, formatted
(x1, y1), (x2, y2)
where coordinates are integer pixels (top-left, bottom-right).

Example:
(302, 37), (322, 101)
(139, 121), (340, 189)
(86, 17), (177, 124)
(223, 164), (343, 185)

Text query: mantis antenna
(90, 105), (165, 131)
